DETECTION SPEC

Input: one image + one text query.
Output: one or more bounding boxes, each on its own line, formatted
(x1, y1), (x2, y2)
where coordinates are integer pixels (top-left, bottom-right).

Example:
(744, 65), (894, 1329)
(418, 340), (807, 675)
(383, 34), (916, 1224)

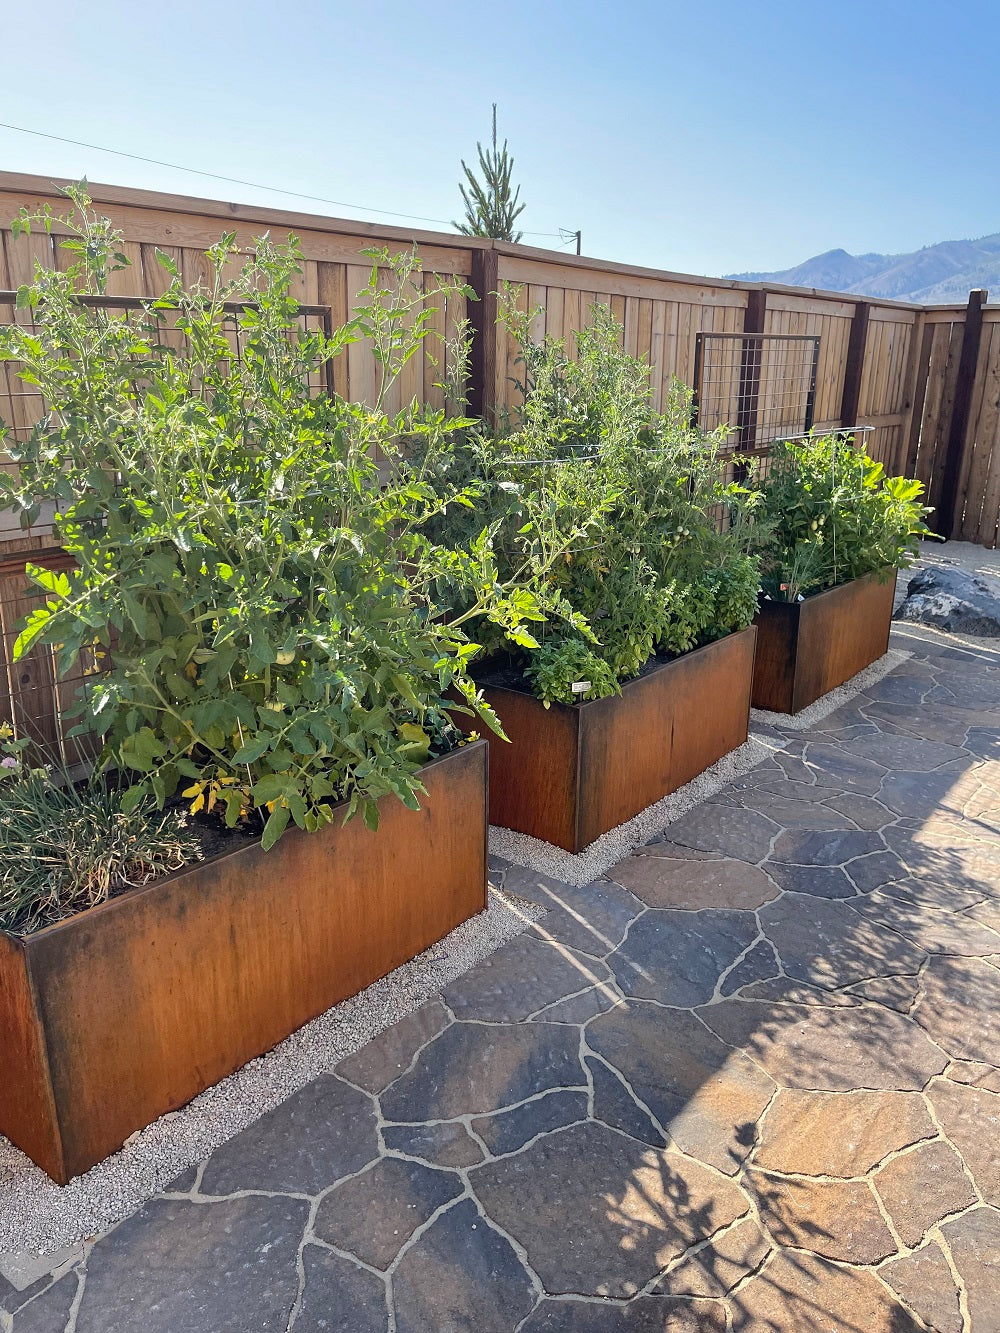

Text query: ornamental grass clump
(0, 188), (582, 860)
(421, 298), (762, 705)
(0, 728), (198, 936)
(750, 433), (934, 602)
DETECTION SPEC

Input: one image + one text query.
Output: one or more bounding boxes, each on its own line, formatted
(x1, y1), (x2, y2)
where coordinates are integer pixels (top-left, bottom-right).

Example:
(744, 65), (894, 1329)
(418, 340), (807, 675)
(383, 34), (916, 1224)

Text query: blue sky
(1, 0), (997, 277)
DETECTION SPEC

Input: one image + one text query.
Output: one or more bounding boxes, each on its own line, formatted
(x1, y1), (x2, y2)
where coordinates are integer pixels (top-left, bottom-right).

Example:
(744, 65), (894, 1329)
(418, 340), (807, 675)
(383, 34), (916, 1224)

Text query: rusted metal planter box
(478, 627), (756, 854)
(0, 741), (487, 1184)
(752, 570), (896, 714)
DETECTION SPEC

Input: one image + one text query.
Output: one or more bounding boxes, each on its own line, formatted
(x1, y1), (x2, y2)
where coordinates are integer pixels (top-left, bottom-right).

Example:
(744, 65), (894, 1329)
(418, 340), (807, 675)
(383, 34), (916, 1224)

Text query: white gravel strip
(750, 647), (912, 730)
(0, 885), (542, 1260)
(489, 733), (772, 887)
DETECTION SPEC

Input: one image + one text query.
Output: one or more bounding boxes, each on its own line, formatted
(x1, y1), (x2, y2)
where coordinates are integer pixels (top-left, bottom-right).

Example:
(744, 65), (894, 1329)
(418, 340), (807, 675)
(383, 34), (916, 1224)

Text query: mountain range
(727, 235), (1000, 304)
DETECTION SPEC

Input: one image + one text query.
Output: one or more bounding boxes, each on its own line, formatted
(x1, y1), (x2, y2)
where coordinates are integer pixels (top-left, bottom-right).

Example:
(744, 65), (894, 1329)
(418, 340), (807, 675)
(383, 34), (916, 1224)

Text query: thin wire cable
(0, 120), (567, 239)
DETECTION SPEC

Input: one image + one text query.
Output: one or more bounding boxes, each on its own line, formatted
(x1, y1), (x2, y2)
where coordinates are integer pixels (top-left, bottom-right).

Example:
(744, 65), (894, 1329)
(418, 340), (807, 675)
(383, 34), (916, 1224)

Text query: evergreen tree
(455, 104), (526, 242)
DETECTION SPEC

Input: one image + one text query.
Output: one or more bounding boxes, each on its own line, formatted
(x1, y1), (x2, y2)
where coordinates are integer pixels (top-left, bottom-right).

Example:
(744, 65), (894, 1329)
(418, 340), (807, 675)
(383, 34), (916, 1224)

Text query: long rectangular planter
(476, 627), (756, 853)
(752, 569), (896, 714)
(0, 741), (488, 1184)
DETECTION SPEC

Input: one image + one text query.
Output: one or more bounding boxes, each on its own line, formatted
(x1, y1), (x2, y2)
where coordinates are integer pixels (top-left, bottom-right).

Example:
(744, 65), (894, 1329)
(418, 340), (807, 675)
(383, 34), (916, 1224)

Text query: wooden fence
(0, 170), (998, 560)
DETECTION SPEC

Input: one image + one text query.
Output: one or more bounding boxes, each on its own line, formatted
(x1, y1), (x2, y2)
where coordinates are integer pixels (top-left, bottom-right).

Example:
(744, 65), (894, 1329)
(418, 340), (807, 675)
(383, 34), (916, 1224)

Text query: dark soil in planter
(472, 636), (737, 700)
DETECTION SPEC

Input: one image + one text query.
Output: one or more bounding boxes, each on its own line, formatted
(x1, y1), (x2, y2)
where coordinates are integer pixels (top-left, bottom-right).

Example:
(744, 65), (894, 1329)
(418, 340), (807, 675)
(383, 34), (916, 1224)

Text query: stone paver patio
(4, 625), (1000, 1331)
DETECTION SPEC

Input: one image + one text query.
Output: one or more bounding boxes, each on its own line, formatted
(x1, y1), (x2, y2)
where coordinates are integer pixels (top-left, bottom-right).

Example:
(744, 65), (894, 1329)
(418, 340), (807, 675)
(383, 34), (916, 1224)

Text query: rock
(895, 565), (1000, 636)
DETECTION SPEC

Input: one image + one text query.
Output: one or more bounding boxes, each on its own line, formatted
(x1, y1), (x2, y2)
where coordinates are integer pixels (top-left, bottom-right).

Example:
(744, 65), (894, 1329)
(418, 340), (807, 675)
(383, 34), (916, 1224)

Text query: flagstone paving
(6, 627), (1000, 1331)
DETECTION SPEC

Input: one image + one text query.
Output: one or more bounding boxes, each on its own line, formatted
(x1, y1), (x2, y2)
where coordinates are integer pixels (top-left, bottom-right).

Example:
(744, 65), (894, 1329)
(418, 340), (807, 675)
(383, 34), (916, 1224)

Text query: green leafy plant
(421, 298), (762, 705)
(454, 104), (526, 242)
(0, 725), (198, 935)
(749, 433), (934, 601)
(0, 187), (576, 853)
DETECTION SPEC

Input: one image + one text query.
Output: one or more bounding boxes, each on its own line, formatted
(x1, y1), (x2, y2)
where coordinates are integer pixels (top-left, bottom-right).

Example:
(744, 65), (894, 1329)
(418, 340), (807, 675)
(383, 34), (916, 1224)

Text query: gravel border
(0, 885), (542, 1259)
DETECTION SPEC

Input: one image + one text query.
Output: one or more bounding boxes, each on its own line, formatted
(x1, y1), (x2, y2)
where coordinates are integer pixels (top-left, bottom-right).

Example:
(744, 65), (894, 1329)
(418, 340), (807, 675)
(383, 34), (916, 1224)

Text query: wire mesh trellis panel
(694, 332), (822, 461)
(0, 290), (334, 760)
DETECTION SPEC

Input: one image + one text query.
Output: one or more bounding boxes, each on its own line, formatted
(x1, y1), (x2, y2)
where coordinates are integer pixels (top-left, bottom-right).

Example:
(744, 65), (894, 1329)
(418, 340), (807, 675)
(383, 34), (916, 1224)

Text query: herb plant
(0, 188), (575, 851)
(750, 433), (934, 601)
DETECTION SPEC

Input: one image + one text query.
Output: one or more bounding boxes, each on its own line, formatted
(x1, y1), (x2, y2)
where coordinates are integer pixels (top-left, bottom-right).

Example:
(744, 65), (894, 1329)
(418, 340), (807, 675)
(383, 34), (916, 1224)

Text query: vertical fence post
(840, 299), (871, 428)
(736, 288), (767, 450)
(467, 244), (499, 422)
(937, 288), (987, 540)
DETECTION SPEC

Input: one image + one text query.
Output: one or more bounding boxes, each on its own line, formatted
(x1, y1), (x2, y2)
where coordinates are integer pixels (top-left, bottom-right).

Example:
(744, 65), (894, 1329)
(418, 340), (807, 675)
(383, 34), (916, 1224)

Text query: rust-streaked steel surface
(752, 571), (896, 713)
(480, 628), (756, 853)
(0, 741), (488, 1184)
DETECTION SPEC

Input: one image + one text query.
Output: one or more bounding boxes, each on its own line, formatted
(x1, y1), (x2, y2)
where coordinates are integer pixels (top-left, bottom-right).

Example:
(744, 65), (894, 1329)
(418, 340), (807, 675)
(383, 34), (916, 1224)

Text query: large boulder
(894, 565), (1000, 636)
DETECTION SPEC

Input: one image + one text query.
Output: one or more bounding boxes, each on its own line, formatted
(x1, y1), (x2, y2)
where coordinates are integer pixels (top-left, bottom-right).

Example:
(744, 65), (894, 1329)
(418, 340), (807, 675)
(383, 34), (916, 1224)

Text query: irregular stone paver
(381, 1120), (484, 1168)
(738, 977), (859, 1007)
(313, 1158), (462, 1269)
(391, 1199), (536, 1333)
(586, 1056), (668, 1147)
(607, 855), (778, 910)
(718, 939), (781, 995)
(442, 933), (609, 1022)
(521, 1296), (727, 1331)
(471, 1122), (747, 1298)
(200, 1075), (378, 1196)
(6, 1274), (79, 1333)
(380, 1021), (583, 1122)
(73, 1196), (309, 1332)
(744, 1169), (896, 1264)
(587, 1002), (774, 1174)
(852, 889), (1000, 955)
(14, 632), (1000, 1332)
(945, 1057), (1000, 1094)
(608, 908), (759, 1005)
(758, 893), (925, 988)
(653, 1216), (769, 1296)
(498, 864), (642, 954)
(753, 1088), (935, 1176)
(294, 1246), (388, 1332)
(882, 1242), (964, 1333)
(335, 999), (450, 1094)
(846, 973), (922, 1013)
(699, 996), (947, 1090)
(762, 860), (857, 898)
(939, 1207), (1000, 1332)
(910, 953), (1000, 1061)
(872, 1140), (976, 1247)
(732, 1249), (922, 1331)
(655, 805), (779, 861)
(472, 1090), (589, 1156)
(768, 827), (885, 865)
(926, 1078), (1000, 1204)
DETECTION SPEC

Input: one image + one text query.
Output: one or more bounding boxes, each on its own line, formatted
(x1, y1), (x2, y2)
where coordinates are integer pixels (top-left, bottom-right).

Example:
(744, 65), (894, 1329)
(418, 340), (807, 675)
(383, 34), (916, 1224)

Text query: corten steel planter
(752, 570), (896, 714)
(475, 627), (757, 854)
(0, 741), (487, 1184)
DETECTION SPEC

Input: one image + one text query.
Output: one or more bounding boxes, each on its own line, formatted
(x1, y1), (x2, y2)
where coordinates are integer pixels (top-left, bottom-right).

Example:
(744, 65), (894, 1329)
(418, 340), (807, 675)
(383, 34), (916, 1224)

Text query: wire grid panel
(0, 550), (104, 764)
(0, 292), (333, 546)
(694, 333), (821, 453)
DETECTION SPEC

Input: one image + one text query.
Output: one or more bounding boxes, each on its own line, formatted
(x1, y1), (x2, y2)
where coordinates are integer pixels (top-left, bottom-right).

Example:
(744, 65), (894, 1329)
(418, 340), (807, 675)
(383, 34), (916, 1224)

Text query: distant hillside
(727, 235), (1000, 304)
